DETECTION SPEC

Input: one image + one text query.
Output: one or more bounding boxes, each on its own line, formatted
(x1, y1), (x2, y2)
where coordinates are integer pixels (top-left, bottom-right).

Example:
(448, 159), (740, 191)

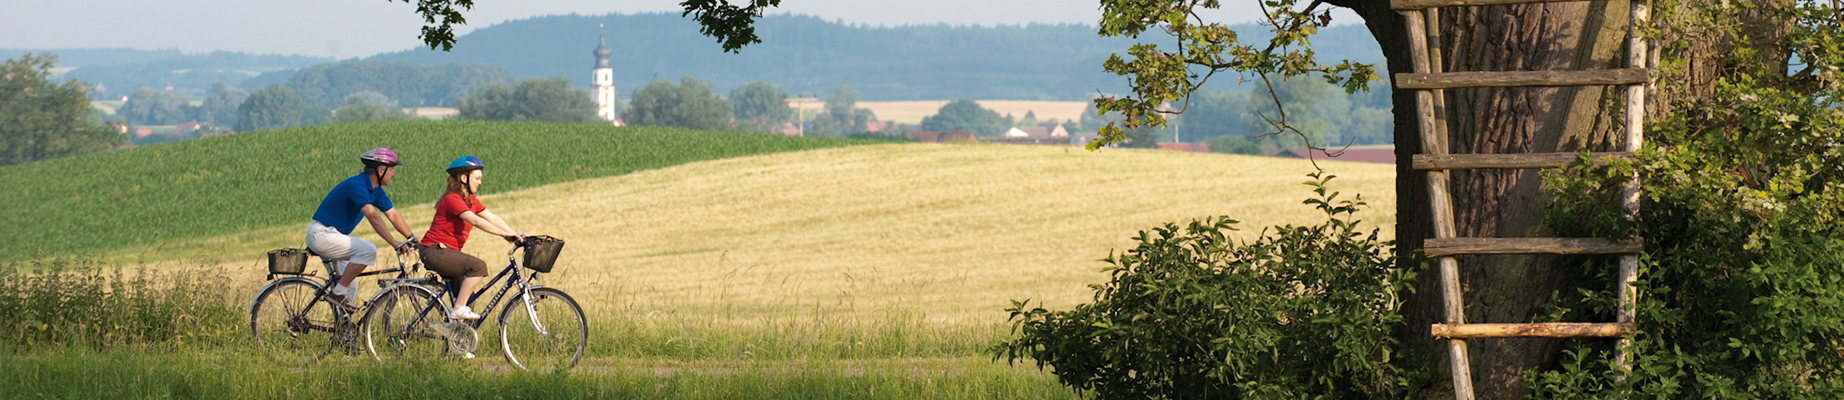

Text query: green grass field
(3, 125), (1396, 398)
(0, 120), (859, 260)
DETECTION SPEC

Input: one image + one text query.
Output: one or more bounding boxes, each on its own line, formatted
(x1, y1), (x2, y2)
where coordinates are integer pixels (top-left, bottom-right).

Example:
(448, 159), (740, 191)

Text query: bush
(995, 173), (1417, 399)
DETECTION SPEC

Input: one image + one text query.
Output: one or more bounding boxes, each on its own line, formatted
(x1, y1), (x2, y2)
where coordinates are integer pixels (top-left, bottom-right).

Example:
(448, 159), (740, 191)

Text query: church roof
(594, 36), (611, 69)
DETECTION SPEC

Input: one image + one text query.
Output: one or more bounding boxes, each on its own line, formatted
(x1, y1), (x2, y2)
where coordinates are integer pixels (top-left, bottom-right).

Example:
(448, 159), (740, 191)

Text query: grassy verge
(0, 347), (1072, 399)
(0, 261), (1070, 399)
(0, 120), (861, 260)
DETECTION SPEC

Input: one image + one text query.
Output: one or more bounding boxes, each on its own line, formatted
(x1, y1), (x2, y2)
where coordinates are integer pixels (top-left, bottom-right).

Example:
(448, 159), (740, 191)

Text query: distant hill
(0, 48), (331, 99)
(5, 14), (1384, 102)
(365, 13), (1384, 101)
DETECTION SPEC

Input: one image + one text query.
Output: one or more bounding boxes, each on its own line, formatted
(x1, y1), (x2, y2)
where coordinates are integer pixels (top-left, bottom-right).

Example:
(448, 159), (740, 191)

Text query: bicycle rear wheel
(250, 279), (340, 366)
(498, 287), (587, 371)
(362, 284), (449, 360)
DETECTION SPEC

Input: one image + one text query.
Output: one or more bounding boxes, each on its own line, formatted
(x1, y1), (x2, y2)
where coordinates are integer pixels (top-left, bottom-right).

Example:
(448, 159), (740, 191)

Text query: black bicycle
(362, 236), (587, 371)
(249, 244), (418, 367)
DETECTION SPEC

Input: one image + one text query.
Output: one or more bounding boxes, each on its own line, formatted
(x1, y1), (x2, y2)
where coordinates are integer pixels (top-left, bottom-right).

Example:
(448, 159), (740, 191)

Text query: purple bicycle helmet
(359, 147), (402, 167)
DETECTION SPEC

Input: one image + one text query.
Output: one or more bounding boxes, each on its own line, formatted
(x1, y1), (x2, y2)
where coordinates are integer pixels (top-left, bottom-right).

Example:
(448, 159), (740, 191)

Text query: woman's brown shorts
(420, 246), (488, 278)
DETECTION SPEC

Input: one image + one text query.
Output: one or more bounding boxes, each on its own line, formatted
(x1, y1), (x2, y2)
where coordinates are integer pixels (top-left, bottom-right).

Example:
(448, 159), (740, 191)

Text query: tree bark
(1332, 1), (1763, 397)
(1337, 1), (1632, 397)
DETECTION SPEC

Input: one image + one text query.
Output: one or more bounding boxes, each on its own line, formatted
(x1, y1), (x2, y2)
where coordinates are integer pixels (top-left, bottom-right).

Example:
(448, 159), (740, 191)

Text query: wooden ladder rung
(1393, 0), (1589, 10)
(1413, 152), (1633, 170)
(1425, 238), (1641, 257)
(1432, 322), (1634, 338)
(1396, 69), (1647, 89)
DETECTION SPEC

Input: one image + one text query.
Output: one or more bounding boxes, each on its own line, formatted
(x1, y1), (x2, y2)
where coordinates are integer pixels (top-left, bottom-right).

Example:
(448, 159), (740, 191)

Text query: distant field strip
(0, 120), (859, 260)
(201, 144), (1396, 328)
(796, 101), (1090, 124)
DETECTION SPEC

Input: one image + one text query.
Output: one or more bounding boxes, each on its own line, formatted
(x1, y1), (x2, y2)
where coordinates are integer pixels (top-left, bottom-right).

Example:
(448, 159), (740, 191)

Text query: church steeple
(592, 35), (618, 124)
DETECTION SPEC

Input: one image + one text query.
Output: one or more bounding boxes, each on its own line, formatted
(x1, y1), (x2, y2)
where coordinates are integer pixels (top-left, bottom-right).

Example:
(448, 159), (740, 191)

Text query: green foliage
(284, 60), (512, 108)
(118, 87), (195, 125)
(1529, 2), (1844, 397)
(1207, 134), (1262, 156)
(1242, 77), (1392, 148)
(198, 83), (248, 129)
(1176, 89), (1250, 142)
(921, 99), (1007, 136)
(455, 76), (599, 124)
(0, 53), (122, 165)
(996, 173), (1415, 399)
(0, 120), (860, 259)
(235, 84), (330, 132)
(0, 258), (241, 348)
(805, 86), (880, 137)
(730, 81), (794, 132)
(1087, 0), (1376, 150)
(335, 99), (415, 124)
(2, 346), (1074, 399)
(628, 76), (733, 131)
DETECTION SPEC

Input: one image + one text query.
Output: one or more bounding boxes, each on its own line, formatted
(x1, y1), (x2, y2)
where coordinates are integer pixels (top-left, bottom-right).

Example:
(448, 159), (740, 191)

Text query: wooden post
(1614, 0), (1649, 381)
(1404, 9), (1475, 400)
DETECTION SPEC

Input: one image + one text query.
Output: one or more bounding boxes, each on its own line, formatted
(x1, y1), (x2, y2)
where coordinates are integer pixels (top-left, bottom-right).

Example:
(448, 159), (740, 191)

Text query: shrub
(994, 173), (1417, 399)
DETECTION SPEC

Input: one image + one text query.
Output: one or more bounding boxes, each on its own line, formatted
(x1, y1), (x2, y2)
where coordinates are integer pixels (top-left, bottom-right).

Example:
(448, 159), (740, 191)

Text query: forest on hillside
(7, 13), (1383, 102)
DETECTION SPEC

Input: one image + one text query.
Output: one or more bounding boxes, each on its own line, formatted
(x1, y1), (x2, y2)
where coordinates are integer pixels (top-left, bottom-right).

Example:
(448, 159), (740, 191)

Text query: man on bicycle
(307, 147), (418, 309)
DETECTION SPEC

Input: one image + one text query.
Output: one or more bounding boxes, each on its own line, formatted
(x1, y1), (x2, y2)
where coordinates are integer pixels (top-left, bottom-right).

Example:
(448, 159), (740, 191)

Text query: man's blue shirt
(311, 174), (394, 235)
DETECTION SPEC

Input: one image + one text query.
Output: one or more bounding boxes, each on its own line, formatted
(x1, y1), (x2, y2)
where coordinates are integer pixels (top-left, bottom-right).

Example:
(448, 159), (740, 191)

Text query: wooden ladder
(1390, 1), (1650, 399)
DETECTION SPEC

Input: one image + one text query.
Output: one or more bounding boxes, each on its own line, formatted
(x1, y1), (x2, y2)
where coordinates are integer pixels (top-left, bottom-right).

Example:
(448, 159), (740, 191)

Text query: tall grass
(0, 120), (862, 260)
(0, 257), (242, 349)
(0, 347), (1074, 399)
(1, 256), (1061, 399)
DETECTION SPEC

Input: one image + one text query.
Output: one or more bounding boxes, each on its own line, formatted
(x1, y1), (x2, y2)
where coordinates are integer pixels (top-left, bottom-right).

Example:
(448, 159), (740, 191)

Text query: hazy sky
(2, 0), (1361, 59)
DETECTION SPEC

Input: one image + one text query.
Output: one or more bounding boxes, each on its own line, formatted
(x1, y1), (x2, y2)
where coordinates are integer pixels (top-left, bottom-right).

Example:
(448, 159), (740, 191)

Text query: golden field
(187, 143), (1394, 330)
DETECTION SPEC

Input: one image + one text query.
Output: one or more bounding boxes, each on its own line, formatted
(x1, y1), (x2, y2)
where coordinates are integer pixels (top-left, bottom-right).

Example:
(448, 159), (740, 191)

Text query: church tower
(592, 36), (617, 124)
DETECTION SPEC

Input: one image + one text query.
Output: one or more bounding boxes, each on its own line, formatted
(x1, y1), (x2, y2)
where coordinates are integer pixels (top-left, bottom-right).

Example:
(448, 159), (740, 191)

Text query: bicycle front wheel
(363, 284), (449, 360)
(498, 287), (587, 371)
(250, 279), (339, 366)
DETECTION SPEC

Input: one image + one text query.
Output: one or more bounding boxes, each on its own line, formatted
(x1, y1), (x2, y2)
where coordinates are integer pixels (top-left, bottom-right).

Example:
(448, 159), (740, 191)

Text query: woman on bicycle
(419, 155), (524, 320)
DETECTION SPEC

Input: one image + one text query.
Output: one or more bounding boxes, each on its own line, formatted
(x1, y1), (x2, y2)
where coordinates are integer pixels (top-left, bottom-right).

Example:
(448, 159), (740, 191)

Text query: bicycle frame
(251, 251), (419, 335)
(417, 245), (544, 331)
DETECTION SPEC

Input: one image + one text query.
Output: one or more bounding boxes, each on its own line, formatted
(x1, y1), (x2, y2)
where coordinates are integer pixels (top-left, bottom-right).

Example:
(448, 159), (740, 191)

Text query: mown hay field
(202, 143), (1395, 333)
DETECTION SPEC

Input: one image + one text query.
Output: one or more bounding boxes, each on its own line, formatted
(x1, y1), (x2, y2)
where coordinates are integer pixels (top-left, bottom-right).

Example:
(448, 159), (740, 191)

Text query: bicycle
(249, 243), (419, 367)
(362, 236), (587, 371)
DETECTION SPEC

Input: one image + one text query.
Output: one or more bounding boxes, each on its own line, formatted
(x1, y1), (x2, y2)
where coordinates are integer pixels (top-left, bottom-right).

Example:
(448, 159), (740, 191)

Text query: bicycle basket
(267, 248), (309, 275)
(521, 235), (565, 273)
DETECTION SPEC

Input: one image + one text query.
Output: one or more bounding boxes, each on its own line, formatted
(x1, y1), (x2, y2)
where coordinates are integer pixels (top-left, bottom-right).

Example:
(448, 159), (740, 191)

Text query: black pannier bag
(268, 248), (309, 276)
(521, 236), (565, 273)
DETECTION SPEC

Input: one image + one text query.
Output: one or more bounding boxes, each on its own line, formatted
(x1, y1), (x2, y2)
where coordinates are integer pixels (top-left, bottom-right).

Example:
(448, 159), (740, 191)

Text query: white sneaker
(328, 284), (359, 310)
(448, 305), (480, 320)
(463, 352), (476, 359)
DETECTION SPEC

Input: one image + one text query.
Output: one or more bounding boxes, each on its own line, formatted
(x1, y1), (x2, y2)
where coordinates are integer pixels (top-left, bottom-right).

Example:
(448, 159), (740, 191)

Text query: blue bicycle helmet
(445, 155), (484, 175)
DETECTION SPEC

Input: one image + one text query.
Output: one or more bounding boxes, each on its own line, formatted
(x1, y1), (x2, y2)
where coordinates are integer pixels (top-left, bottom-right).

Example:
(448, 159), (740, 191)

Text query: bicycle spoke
(364, 285), (447, 360)
(500, 288), (586, 371)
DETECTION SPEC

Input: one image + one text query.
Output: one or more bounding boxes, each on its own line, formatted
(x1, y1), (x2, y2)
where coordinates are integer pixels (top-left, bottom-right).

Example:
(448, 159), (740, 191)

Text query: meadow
(2, 127), (1395, 398)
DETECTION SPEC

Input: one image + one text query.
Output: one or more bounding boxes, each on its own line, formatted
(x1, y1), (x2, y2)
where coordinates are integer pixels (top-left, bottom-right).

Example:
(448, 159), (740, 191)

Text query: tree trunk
(1338, 1), (1634, 397)
(1333, 0), (1766, 397)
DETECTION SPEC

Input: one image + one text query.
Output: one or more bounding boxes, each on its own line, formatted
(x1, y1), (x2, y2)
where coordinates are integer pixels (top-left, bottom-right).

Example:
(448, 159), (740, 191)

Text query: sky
(1, 0), (1361, 59)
